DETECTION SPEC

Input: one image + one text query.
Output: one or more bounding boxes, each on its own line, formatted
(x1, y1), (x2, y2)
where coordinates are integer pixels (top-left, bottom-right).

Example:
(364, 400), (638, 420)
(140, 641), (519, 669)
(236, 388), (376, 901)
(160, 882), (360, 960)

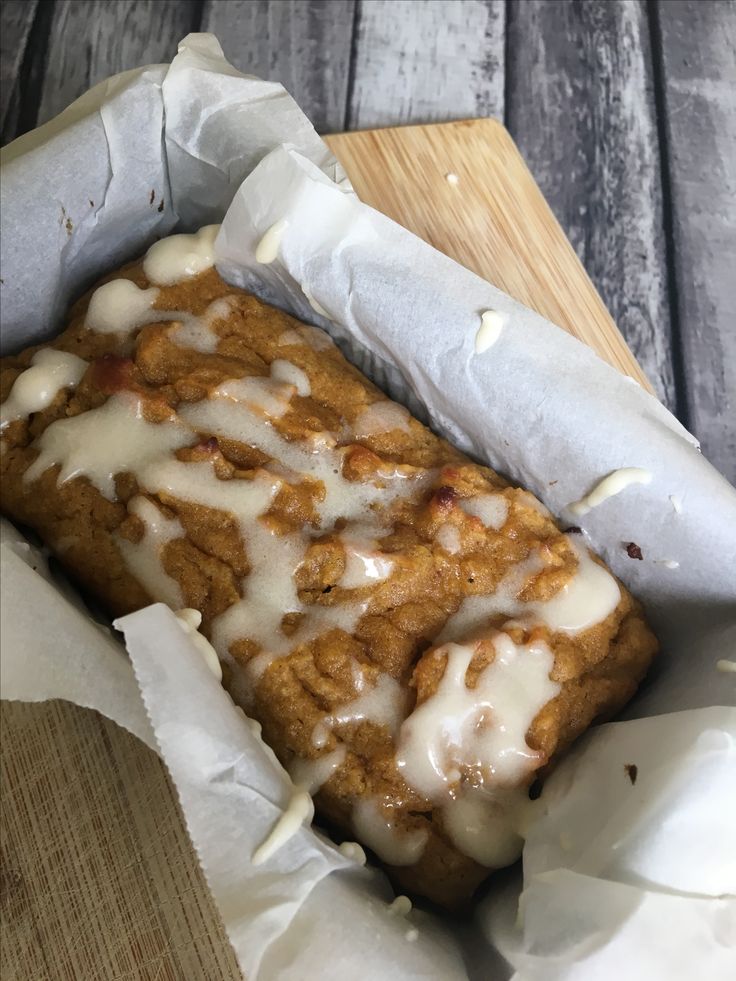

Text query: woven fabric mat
(0, 700), (242, 980)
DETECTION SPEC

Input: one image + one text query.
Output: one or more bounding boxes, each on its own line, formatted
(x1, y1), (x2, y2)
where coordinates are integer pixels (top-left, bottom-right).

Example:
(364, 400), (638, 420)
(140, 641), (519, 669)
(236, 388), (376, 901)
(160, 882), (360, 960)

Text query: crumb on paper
(549, 480), (558, 486)
(89, 199), (94, 208)
(564, 526), (582, 535)
(158, 199), (165, 213)
(149, 189), (155, 204)
(625, 542), (643, 560)
(405, 928), (419, 942)
(445, 172), (459, 185)
(716, 659), (736, 674)
(65, 218), (73, 236)
(624, 763), (638, 785)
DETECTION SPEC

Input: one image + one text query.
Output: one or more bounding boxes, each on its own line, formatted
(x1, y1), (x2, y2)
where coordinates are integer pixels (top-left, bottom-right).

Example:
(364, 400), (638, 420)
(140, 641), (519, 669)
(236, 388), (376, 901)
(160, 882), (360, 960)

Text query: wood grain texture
(326, 119), (653, 391)
(348, 0), (505, 129)
(0, 0), (38, 140)
(34, 0), (201, 130)
(0, 701), (243, 981)
(201, 0), (356, 133)
(656, 0), (736, 482)
(505, 0), (676, 410)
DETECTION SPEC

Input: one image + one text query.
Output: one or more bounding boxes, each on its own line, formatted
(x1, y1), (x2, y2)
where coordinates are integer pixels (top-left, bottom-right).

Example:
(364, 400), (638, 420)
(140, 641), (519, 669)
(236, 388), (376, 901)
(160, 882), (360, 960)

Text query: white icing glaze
(475, 310), (506, 354)
(535, 542), (620, 632)
(1, 350), (88, 429)
(85, 279), (160, 334)
(656, 559), (680, 570)
(288, 746), (347, 794)
(24, 393), (192, 499)
(396, 632), (558, 799)
(445, 172), (459, 185)
(255, 218), (288, 264)
(322, 670), (408, 738)
(440, 787), (530, 867)
(387, 895), (412, 917)
(116, 496), (185, 609)
(338, 840), (367, 864)
(311, 721), (331, 749)
(278, 324), (334, 352)
(302, 286), (332, 319)
(339, 535), (395, 589)
(269, 359), (311, 397)
(179, 383), (427, 529)
(405, 928), (419, 942)
(716, 659), (736, 673)
(352, 401), (411, 439)
(568, 467), (653, 516)
(670, 494), (683, 515)
(396, 631), (558, 867)
(351, 799), (428, 866)
(218, 374), (297, 420)
(460, 494), (508, 529)
(435, 523), (461, 554)
(143, 225), (220, 286)
(252, 789), (314, 865)
(174, 607), (222, 680)
(437, 538), (620, 640)
(168, 296), (240, 354)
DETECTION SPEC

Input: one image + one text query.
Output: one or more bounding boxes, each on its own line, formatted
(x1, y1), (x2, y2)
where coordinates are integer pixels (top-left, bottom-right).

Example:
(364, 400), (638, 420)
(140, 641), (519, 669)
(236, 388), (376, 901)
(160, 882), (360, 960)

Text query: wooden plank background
(1, 0), (734, 481)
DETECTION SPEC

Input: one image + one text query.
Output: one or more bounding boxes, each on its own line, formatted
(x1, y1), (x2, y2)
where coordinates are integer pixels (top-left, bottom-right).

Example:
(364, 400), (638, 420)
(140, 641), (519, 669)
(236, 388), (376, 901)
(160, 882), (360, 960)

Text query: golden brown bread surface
(0, 258), (657, 907)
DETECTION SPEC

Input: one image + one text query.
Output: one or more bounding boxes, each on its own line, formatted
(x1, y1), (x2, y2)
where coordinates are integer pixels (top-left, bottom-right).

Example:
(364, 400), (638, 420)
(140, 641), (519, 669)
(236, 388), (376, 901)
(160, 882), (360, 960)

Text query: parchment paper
(1, 33), (734, 981)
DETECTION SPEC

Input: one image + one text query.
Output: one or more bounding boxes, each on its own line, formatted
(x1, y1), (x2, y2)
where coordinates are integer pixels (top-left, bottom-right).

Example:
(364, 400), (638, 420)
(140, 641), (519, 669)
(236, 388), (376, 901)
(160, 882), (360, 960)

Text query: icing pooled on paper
(568, 467), (653, 516)
(252, 789), (314, 866)
(474, 310), (506, 354)
(255, 218), (288, 264)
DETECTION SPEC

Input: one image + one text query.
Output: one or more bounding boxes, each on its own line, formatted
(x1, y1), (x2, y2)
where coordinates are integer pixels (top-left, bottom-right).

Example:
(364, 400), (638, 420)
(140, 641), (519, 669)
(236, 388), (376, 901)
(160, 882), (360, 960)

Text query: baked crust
(0, 259), (658, 906)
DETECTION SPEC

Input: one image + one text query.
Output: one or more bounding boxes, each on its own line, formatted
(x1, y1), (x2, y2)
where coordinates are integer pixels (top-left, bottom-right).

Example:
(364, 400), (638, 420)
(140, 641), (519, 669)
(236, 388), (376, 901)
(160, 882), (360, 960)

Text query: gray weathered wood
(506, 0), (676, 412)
(656, 0), (736, 482)
(35, 0), (201, 130)
(0, 0), (39, 140)
(348, 0), (505, 129)
(201, 0), (356, 133)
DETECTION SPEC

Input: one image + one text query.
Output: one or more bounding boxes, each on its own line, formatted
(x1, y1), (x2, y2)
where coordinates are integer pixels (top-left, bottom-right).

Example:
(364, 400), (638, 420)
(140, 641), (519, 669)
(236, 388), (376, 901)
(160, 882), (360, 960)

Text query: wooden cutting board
(325, 120), (652, 391)
(0, 120), (649, 981)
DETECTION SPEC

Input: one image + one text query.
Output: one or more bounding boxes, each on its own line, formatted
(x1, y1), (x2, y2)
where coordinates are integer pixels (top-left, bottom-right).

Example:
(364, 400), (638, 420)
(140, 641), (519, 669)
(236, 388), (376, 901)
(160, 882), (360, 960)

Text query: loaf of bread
(0, 227), (657, 906)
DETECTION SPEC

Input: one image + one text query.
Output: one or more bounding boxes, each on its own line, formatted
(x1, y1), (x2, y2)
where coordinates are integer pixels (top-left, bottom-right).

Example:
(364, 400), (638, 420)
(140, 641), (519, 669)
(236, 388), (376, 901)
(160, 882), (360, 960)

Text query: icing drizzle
(1, 349), (88, 430)
(11, 226), (635, 875)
